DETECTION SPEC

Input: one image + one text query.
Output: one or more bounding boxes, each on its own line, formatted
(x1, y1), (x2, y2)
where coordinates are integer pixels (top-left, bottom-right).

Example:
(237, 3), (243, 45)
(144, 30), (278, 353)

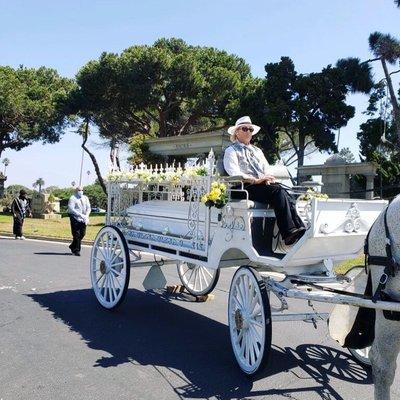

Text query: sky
(1, 0), (399, 188)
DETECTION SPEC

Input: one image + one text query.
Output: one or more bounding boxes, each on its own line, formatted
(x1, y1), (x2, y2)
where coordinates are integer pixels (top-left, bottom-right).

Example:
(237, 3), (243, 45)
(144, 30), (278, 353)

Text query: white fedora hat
(227, 116), (261, 141)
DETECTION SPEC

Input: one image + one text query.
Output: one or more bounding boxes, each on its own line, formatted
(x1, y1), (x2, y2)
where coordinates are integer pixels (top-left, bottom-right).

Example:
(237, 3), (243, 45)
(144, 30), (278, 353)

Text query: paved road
(0, 237), (398, 400)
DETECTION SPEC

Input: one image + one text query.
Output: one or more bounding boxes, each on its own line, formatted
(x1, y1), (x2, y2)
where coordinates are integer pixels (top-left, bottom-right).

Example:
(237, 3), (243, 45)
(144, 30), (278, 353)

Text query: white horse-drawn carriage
(89, 132), (397, 377)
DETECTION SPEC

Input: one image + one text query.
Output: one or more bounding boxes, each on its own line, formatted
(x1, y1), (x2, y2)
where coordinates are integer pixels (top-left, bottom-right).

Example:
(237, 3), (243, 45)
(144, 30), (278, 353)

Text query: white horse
(368, 194), (400, 400)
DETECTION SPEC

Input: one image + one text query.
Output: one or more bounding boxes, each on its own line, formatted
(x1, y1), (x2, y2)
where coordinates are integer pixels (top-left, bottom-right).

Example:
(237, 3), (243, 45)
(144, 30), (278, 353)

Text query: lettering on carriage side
(126, 230), (205, 251)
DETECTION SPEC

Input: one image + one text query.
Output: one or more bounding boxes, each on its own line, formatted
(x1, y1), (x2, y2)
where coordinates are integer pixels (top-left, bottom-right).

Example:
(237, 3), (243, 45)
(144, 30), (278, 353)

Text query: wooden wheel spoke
(236, 284), (246, 310)
(111, 261), (125, 268)
(111, 267), (122, 277)
(96, 273), (105, 285)
(109, 249), (122, 265)
(203, 267), (213, 278)
(96, 245), (107, 260)
(249, 323), (262, 343)
(109, 274), (118, 301)
(201, 267), (210, 286)
(233, 295), (244, 310)
(100, 236), (107, 259)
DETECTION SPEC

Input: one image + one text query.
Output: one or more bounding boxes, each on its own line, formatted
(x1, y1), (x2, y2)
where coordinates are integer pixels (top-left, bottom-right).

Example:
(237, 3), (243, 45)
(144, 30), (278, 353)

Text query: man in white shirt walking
(223, 116), (305, 246)
(68, 186), (91, 256)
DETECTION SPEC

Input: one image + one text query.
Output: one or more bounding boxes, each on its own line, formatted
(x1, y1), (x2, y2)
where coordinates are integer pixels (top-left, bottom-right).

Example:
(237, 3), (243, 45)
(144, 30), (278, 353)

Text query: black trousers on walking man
(69, 216), (87, 255)
(245, 183), (304, 240)
(13, 215), (24, 237)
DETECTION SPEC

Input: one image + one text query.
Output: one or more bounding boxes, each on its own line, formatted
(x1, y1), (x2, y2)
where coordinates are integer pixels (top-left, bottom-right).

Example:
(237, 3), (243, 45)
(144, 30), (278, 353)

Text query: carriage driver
(223, 116), (306, 246)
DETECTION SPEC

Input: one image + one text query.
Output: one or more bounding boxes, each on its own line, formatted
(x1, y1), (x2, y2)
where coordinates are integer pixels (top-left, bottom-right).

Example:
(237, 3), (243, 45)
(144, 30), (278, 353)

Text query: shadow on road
(28, 288), (371, 400)
(34, 252), (72, 256)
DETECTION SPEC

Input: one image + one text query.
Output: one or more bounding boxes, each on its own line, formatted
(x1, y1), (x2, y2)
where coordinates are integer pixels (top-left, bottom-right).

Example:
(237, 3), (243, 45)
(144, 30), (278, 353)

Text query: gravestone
(31, 192), (61, 219)
(0, 172), (6, 198)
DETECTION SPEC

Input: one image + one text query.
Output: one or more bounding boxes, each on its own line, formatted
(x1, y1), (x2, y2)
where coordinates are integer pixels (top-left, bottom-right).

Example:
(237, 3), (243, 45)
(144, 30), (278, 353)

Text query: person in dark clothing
(68, 186), (91, 256)
(224, 116), (306, 246)
(11, 189), (31, 240)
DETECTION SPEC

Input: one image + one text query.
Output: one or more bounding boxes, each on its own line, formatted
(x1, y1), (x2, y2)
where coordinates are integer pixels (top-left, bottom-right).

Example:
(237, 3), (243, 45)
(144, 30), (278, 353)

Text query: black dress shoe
(284, 227), (306, 246)
(73, 251), (81, 256)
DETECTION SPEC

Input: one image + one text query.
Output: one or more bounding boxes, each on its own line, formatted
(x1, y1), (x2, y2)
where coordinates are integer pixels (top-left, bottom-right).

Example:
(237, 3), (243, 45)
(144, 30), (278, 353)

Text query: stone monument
(297, 154), (378, 199)
(145, 130), (231, 157)
(31, 192), (61, 219)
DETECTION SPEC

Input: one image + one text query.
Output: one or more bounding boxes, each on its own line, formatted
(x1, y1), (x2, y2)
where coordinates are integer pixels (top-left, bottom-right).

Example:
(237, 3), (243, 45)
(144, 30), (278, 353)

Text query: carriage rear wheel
(177, 262), (220, 296)
(90, 226), (130, 309)
(348, 346), (371, 367)
(228, 266), (272, 375)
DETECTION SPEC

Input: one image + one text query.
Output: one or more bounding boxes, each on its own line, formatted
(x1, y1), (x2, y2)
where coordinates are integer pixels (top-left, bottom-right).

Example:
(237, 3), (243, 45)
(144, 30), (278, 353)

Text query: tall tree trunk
(159, 111), (167, 137)
(81, 121), (107, 195)
(381, 58), (400, 145)
(109, 139), (121, 171)
(296, 133), (305, 184)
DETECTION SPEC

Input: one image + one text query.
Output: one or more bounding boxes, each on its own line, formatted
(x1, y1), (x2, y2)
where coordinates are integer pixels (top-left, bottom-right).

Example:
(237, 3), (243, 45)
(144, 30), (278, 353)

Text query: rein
(365, 203), (400, 318)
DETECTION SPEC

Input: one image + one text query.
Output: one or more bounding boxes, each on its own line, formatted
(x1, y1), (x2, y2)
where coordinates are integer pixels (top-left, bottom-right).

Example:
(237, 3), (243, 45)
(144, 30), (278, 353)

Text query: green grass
(0, 214), (104, 241)
(335, 256), (365, 275)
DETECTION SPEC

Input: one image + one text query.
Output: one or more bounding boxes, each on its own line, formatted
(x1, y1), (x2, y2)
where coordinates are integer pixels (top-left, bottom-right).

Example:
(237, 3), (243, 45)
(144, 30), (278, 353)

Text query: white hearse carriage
(90, 132), (392, 375)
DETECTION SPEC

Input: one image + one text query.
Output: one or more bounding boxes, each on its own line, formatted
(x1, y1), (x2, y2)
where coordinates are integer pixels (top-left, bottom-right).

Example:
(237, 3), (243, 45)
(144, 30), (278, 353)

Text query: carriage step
(166, 284), (215, 302)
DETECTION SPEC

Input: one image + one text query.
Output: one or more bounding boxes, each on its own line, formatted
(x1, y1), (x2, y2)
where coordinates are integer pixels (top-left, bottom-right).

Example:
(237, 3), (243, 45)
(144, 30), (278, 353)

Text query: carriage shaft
(272, 312), (329, 322)
(267, 279), (400, 312)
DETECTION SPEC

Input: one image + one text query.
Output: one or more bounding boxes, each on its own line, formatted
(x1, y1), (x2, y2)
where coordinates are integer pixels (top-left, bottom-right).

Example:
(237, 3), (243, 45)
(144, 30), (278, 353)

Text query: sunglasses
(239, 126), (254, 133)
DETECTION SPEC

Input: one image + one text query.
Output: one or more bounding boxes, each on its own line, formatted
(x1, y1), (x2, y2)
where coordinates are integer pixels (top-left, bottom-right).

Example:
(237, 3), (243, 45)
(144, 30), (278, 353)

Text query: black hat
(19, 189), (27, 196)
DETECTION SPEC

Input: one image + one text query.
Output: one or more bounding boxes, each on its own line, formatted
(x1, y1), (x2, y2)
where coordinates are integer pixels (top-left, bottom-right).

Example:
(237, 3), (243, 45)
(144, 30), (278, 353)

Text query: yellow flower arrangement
(298, 189), (329, 201)
(202, 181), (228, 209)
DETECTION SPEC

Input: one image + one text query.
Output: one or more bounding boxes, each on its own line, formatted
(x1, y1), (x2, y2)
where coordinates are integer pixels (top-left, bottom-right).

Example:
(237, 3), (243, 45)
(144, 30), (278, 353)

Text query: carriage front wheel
(177, 262), (220, 296)
(228, 266), (272, 375)
(90, 226), (130, 309)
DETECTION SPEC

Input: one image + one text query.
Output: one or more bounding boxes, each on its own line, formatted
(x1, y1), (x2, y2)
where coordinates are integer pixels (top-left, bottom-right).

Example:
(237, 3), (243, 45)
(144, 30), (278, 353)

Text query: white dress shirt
(223, 142), (270, 180)
(68, 194), (91, 224)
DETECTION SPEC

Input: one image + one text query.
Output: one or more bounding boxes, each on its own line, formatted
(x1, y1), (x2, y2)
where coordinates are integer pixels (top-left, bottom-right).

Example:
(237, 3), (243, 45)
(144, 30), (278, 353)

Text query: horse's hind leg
(370, 312), (400, 400)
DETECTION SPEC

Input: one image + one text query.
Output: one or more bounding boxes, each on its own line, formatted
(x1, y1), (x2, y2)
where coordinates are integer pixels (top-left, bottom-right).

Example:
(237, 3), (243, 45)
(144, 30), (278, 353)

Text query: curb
(0, 232), (94, 245)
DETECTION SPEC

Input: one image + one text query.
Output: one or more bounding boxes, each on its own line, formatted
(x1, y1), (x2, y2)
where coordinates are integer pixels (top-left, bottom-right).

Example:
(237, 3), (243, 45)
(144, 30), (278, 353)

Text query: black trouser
(245, 183), (304, 239)
(69, 217), (87, 253)
(13, 215), (24, 237)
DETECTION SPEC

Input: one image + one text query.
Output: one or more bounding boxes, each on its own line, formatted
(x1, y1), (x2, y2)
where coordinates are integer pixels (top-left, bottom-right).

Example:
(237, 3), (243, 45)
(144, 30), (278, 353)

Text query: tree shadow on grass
(28, 288), (371, 400)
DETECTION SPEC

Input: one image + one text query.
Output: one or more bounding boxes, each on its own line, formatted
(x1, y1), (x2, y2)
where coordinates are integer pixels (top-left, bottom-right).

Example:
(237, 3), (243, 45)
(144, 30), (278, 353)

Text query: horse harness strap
(365, 204), (400, 320)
